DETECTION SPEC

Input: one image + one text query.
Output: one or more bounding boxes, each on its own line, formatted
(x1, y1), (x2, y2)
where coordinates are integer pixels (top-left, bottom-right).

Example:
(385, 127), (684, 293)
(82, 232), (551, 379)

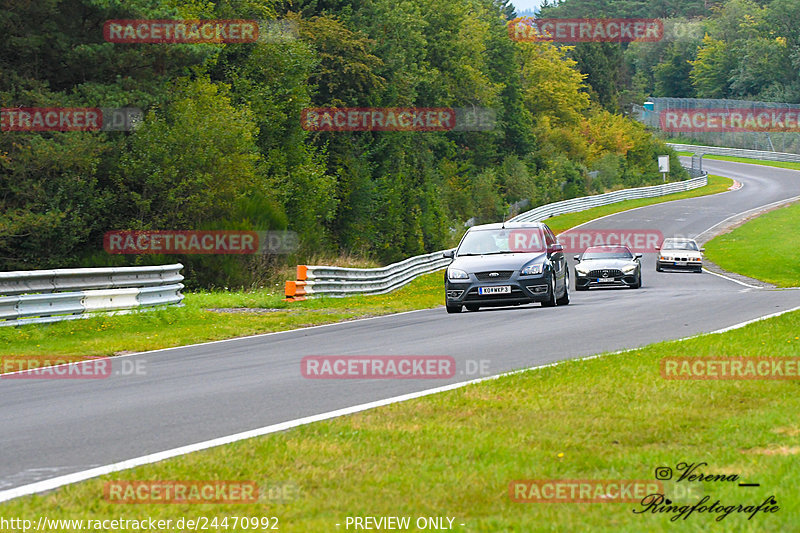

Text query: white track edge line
(701, 268), (763, 289)
(2, 304), (799, 504)
(693, 194), (800, 242)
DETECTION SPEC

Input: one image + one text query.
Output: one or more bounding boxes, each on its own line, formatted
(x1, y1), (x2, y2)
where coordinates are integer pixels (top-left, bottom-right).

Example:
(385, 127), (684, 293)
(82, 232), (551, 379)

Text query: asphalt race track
(2, 158), (799, 497)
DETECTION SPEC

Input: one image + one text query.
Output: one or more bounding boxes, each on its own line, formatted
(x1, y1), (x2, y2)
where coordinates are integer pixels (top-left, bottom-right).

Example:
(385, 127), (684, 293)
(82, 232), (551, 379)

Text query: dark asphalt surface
(1, 158), (799, 495)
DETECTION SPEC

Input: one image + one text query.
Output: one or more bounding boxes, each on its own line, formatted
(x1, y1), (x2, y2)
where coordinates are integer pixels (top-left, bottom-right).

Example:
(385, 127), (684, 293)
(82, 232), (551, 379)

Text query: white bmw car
(656, 238), (704, 273)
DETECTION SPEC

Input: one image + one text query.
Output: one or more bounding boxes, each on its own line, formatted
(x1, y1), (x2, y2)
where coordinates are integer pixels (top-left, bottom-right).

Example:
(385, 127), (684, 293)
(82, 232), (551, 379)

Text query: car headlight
(448, 268), (469, 280)
(575, 264), (590, 275)
(622, 264), (637, 274)
(520, 263), (543, 276)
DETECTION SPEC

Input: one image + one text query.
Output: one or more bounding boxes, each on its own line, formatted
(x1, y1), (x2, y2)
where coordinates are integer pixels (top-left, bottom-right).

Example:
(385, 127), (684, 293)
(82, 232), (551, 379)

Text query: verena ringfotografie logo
(1, 107), (142, 132)
(301, 356), (456, 379)
(660, 108), (800, 132)
(103, 230), (298, 254)
(509, 480), (663, 503)
(508, 18), (663, 42)
(104, 20), (259, 43)
(104, 481), (258, 504)
(661, 357), (800, 380)
(558, 229), (663, 253)
(301, 107), (495, 132)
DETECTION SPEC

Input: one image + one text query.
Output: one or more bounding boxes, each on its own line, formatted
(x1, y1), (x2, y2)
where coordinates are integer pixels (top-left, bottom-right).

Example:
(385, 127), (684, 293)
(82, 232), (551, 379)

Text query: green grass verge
(0, 175), (732, 359)
(3, 310), (798, 531)
(674, 152), (800, 171)
(704, 201), (800, 287)
(0, 273), (443, 358)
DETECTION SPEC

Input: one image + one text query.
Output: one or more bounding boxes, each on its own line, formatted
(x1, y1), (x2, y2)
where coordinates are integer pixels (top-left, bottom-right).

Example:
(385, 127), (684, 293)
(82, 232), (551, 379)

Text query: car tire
(542, 275), (557, 307)
(632, 272), (641, 289)
(446, 304), (462, 314)
(656, 264), (663, 272)
(556, 271), (570, 305)
(465, 304), (480, 312)
(695, 267), (703, 273)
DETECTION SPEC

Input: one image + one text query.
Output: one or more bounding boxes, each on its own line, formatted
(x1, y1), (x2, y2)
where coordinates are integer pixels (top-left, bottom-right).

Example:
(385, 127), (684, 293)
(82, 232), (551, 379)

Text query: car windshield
(458, 228), (545, 255)
(662, 240), (699, 251)
(581, 246), (633, 260)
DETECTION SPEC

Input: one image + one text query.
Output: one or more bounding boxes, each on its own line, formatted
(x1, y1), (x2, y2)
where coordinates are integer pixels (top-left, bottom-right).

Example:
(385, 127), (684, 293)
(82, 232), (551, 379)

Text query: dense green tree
(0, 0), (689, 283)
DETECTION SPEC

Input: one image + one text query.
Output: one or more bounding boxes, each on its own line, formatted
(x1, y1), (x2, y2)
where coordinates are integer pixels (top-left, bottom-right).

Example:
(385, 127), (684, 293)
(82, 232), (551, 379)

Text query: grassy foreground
(0, 273), (443, 359)
(2, 309), (798, 532)
(704, 201), (800, 287)
(0, 175), (732, 359)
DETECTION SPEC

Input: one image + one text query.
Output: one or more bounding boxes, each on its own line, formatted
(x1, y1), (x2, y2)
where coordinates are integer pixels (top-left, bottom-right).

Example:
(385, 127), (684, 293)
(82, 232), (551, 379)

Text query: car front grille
(474, 270), (514, 281)
(588, 269), (623, 278)
(464, 287), (526, 301)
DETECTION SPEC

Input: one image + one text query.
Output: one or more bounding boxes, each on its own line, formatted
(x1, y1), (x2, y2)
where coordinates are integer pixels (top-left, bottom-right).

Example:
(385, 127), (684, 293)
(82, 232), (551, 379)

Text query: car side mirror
(443, 250), (455, 259)
(700, 248), (705, 252)
(547, 243), (563, 255)
(573, 255), (581, 263)
(635, 253), (643, 259)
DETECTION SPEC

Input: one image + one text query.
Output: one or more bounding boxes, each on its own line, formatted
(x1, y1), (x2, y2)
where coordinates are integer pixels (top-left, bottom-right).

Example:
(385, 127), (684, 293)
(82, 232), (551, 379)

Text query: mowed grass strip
(2, 310), (798, 532)
(0, 273), (444, 358)
(673, 152), (800, 171)
(705, 201), (800, 287)
(0, 175), (731, 359)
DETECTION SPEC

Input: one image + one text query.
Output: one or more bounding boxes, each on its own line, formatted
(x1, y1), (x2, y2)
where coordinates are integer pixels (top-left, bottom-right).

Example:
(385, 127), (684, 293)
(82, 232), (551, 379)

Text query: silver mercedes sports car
(574, 245), (642, 290)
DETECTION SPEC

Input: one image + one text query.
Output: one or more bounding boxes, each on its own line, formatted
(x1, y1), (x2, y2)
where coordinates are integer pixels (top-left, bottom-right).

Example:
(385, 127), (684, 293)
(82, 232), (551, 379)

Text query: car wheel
(446, 304), (462, 314)
(556, 271), (570, 305)
(695, 267), (703, 273)
(656, 264), (663, 272)
(632, 272), (641, 289)
(542, 275), (557, 307)
(465, 304), (480, 312)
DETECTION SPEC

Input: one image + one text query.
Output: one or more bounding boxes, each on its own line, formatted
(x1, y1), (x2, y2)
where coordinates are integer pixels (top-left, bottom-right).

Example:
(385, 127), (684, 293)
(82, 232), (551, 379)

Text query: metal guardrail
(509, 175), (707, 222)
(668, 143), (800, 164)
(285, 251), (453, 299)
(0, 264), (184, 327)
(285, 172), (708, 300)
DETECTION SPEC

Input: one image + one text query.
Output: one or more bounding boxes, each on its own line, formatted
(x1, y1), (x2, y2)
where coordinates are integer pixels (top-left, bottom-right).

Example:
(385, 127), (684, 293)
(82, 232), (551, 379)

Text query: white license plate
(675, 261), (687, 266)
(478, 286), (511, 295)
(598, 277), (616, 283)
